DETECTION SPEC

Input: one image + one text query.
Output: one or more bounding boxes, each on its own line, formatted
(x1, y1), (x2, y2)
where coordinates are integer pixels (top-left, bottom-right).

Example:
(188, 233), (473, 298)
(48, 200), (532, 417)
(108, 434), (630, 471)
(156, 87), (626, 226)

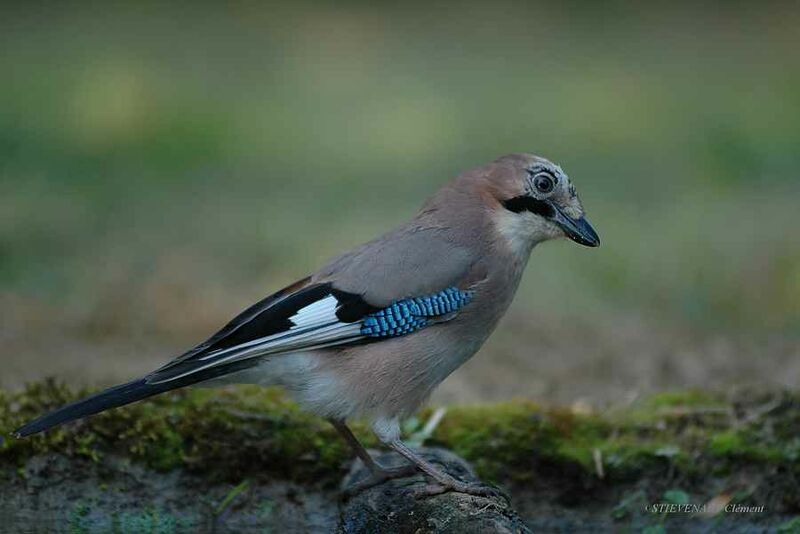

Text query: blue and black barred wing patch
(146, 282), (473, 385)
(360, 287), (472, 338)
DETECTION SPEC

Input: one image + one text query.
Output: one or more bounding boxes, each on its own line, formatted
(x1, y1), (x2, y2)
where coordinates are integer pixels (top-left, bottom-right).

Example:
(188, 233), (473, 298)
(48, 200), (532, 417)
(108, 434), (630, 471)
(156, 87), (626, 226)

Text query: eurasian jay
(14, 153), (599, 497)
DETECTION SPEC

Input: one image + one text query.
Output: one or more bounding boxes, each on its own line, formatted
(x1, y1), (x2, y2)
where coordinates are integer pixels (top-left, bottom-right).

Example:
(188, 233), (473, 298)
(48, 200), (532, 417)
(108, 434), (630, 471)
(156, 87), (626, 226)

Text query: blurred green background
(1, 2), (798, 405)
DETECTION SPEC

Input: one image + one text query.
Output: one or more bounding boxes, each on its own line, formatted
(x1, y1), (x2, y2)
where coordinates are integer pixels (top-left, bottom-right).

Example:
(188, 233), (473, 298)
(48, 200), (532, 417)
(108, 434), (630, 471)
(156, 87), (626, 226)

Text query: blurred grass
(1, 2), (798, 396)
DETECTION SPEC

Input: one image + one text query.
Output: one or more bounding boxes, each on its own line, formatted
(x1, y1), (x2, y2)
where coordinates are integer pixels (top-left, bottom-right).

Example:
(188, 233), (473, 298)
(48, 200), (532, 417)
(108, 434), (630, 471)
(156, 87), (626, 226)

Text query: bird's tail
(13, 378), (167, 438)
(13, 359), (261, 438)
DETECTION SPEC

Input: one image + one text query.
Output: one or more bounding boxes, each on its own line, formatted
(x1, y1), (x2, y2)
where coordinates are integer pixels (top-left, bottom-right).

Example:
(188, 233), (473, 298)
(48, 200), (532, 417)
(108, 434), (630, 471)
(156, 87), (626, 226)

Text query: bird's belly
(206, 351), (362, 421)
(315, 324), (489, 420)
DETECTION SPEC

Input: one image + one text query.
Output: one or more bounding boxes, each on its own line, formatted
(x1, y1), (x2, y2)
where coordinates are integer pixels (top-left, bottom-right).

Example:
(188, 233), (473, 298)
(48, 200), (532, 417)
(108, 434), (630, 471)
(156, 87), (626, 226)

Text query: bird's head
(486, 153), (600, 251)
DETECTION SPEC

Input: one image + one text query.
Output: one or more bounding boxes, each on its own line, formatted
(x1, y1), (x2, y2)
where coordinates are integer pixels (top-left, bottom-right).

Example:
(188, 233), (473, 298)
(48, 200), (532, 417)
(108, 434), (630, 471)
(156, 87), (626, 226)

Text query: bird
(13, 153), (599, 497)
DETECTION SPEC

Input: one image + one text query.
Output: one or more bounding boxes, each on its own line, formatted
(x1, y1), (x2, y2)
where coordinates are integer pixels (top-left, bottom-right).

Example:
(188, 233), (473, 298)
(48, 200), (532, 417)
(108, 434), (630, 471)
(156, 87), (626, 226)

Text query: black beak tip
(567, 216), (600, 248)
(572, 234), (600, 247)
(583, 229), (600, 248)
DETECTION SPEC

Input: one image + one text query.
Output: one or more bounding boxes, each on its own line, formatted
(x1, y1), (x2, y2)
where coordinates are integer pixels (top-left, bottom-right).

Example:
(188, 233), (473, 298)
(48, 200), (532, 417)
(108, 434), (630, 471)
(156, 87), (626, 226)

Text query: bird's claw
(410, 479), (509, 502)
(341, 464), (420, 499)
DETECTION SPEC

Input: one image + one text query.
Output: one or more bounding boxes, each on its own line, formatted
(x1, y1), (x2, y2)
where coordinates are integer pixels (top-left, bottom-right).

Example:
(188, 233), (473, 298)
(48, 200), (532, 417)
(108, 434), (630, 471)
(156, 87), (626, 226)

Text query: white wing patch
(288, 295), (339, 329)
(147, 293), (363, 385)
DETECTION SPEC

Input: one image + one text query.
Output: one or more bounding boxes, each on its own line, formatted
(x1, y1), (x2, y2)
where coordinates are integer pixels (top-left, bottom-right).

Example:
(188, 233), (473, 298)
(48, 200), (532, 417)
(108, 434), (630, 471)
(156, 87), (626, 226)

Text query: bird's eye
(533, 174), (554, 194)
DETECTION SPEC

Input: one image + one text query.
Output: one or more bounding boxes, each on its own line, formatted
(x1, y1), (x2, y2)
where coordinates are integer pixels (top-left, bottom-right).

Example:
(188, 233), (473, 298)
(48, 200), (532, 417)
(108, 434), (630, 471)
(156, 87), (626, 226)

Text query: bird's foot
(341, 464), (419, 498)
(410, 478), (509, 502)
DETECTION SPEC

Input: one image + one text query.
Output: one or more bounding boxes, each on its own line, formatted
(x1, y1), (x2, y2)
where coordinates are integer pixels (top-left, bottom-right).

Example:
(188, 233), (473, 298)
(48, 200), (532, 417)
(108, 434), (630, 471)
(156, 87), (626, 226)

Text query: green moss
(2, 380), (799, 487)
(708, 429), (787, 464)
(428, 401), (555, 481)
(709, 430), (746, 456)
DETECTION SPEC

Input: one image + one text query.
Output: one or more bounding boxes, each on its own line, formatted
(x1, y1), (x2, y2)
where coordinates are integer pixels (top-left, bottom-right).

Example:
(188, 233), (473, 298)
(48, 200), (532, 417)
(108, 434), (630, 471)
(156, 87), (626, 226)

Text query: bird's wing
(146, 279), (369, 384)
(147, 228), (478, 385)
(314, 224), (480, 307)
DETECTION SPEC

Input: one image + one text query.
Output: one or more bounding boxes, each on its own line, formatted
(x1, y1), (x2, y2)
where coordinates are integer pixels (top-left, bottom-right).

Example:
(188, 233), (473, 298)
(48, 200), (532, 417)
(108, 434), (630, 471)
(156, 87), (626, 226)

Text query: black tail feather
(14, 378), (169, 438)
(13, 358), (262, 438)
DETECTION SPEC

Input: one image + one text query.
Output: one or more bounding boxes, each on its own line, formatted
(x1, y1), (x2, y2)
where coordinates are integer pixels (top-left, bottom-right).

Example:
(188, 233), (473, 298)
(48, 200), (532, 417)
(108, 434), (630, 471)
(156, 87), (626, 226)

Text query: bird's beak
(549, 203), (600, 247)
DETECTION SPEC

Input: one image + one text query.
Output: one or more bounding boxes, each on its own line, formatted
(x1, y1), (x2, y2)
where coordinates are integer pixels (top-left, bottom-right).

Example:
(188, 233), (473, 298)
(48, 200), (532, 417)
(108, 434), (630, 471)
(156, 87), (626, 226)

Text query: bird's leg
(385, 439), (508, 501)
(329, 419), (418, 496)
(329, 419), (383, 474)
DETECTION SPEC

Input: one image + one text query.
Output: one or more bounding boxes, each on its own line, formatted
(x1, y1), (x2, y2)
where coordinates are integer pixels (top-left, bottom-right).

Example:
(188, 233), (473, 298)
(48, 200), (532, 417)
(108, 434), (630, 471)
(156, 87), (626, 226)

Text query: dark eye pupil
(534, 175), (553, 193)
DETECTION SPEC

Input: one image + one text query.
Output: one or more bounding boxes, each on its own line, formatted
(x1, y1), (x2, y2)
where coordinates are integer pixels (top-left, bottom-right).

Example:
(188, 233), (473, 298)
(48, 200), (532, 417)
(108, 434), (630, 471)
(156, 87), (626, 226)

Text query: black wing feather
(147, 281), (376, 382)
(156, 277), (317, 370)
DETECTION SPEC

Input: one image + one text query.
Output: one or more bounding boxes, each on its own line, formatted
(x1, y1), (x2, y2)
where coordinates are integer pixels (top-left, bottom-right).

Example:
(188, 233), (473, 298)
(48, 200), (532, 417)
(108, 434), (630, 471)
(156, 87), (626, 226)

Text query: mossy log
(1, 380), (799, 532)
(339, 448), (530, 534)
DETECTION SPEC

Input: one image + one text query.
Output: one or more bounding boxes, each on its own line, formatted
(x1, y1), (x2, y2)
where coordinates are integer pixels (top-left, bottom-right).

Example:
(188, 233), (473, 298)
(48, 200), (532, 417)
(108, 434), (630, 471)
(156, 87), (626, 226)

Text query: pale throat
(493, 209), (559, 258)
